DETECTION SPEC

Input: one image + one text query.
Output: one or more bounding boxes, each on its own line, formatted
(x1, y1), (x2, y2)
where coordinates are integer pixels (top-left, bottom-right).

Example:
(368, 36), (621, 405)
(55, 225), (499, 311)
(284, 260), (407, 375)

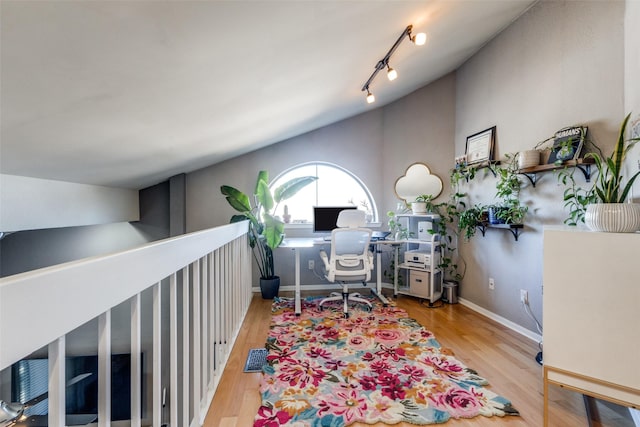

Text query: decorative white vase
(584, 203), (640, 233)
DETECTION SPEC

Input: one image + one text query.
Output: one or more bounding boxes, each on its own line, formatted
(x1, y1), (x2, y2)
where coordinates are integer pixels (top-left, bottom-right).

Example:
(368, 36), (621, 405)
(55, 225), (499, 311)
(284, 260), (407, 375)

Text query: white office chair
(319, 209), (374, 317)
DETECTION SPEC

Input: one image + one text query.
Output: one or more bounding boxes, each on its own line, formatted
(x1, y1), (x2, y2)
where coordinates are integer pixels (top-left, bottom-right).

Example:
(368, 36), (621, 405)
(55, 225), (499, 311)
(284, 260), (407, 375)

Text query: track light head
(411, 32), (427, 46)
(386, 65), (397, 81)
(366, 89), (375, 104)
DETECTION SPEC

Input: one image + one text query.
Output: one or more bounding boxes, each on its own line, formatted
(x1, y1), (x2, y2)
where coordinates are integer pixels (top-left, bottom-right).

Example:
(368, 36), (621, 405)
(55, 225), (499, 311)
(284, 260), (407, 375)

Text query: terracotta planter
(585, 203), (640, 233)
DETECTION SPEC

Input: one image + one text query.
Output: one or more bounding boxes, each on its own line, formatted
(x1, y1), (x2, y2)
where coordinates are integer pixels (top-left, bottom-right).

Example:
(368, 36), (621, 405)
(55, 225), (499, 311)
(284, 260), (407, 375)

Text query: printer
(403, 248), (438, 269)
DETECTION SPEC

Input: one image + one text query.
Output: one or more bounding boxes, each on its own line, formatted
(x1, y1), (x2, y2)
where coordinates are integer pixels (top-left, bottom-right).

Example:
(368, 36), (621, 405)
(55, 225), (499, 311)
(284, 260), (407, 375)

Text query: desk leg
(373, 247), (390, 307)
(294, 248), (301, 316)
(393, 246), (398, 297)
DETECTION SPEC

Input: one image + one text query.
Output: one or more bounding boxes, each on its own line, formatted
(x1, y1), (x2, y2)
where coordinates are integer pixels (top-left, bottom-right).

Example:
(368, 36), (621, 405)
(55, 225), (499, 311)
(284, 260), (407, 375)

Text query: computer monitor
(312, 206), (357, 233)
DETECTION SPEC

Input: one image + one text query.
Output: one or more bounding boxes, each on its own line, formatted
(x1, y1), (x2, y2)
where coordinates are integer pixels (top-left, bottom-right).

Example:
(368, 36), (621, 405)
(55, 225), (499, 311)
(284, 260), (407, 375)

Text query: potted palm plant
(582, 113), (640, 232)
(221, 170), (317, 298)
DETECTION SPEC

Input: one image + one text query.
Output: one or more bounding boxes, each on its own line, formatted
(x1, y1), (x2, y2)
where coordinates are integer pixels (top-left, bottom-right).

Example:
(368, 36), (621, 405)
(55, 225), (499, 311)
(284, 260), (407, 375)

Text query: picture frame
(465, 126), (495, 165)
(546, 126), (587, 164)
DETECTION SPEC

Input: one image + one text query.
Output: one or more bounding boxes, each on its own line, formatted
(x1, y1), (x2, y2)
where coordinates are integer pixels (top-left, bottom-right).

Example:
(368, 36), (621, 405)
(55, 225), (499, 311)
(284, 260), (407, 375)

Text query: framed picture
(465, 126), (495, 165)
(546, 126), (587, 164)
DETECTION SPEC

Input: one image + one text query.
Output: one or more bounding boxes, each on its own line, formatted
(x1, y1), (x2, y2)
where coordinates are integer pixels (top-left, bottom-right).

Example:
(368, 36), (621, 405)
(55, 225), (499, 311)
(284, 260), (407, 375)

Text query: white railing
(0, 221), (252, 427)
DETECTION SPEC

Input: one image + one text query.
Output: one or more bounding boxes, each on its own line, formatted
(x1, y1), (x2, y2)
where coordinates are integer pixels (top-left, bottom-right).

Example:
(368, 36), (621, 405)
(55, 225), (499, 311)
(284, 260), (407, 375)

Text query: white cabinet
(543, 228), (640, 426)
(392, 214), (442, 305)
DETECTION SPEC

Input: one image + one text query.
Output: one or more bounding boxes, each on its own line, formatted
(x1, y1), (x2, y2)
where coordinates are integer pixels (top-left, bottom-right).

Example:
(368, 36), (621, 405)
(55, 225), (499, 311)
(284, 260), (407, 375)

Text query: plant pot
(488, 206), (506, 224)
(585, 203), (640, 233)
(260, 276), (280, 299)
(411, 202), (427, 215)
(517, 150), (540, 169)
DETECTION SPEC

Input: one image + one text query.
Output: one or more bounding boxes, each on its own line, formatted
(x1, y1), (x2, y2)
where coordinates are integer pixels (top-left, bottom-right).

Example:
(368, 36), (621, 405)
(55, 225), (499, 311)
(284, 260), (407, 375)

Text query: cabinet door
(409, 270), (431, 298)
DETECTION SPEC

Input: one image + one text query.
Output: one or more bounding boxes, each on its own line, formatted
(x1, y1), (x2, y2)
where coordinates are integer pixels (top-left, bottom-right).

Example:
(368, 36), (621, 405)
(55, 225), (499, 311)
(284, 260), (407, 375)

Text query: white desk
(281, 237), (392, 315)
(280, 238), (316, 315)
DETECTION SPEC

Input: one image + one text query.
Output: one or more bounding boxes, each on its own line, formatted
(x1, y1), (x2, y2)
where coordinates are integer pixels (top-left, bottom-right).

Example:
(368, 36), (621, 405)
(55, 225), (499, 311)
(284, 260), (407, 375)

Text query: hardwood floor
(203, 292), (634, 427)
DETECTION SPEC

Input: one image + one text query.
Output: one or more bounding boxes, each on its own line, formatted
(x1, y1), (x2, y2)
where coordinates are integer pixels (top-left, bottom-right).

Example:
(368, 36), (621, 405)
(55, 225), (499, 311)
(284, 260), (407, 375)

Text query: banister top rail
(0, 221), (248, 370)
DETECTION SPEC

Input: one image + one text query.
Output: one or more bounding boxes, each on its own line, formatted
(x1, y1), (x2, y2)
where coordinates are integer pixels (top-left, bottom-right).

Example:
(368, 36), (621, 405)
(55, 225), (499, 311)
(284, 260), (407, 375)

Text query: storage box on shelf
(392, 214), (442, 305)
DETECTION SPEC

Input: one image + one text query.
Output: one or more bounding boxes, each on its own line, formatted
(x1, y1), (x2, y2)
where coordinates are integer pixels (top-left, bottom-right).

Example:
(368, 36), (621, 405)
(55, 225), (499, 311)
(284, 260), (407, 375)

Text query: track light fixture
(361, 24), (426, 104)
(386, 65), (397, 81)
(412, 32), (427, 46)
(366, 88), (375, 104)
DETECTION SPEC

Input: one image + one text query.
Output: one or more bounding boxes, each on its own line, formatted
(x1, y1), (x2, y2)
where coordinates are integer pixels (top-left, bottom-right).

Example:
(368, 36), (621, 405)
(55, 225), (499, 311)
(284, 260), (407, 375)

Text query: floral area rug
(254, 296), (519, 426)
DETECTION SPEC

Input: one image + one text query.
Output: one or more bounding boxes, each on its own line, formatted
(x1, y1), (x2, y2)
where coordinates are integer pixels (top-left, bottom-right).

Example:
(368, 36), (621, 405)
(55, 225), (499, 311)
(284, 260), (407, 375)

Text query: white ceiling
(1, 0), (535, 189)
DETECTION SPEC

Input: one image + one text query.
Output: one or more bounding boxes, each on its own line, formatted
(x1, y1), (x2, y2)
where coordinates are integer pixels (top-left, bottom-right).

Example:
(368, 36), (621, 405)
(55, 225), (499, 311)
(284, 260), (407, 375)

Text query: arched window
(270, 162), (377, 224)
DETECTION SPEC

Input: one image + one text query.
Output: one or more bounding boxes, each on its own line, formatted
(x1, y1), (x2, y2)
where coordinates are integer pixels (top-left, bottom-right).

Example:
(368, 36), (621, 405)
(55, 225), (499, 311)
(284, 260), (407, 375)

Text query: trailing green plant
(558, 113), (640, 224)
(383, 256), (405, 288)
(386, 211), (412, 239)
(423, 173), (473, 282)
(457, 205), (485, 240)
(496, 199), (528, 225)
(557, 167), (595, 225)
(221, 170), (317, 279)
(451, 162), (480, 183)
(492, 153), (528, 224)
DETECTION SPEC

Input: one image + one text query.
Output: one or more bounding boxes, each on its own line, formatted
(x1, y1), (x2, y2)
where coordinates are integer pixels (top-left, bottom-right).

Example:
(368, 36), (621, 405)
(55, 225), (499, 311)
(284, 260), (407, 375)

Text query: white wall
(0, 174), (139, 232)
(625, 0), (640, 202)
(455, 0), (624, 329)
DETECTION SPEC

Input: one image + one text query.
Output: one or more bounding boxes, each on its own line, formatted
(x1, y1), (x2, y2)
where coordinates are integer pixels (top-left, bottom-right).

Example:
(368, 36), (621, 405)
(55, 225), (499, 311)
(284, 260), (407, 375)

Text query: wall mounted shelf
(476, 222), (524, 241)
(455, 160), (501, 181)
(516, 158), (595, 187)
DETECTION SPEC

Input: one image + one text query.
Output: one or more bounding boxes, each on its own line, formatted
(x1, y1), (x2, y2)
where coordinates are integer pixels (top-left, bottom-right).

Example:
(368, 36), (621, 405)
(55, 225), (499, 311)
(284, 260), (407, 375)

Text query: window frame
(269, 161), (379, 226)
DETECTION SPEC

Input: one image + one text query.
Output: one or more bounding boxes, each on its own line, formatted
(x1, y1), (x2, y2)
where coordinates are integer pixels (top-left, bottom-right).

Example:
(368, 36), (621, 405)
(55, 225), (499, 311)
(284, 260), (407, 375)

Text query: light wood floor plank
(203, 292), (634, 427)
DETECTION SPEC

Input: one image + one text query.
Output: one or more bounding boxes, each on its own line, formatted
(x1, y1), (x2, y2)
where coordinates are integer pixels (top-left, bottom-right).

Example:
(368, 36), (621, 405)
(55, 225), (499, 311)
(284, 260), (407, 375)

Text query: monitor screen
(313, 206), (357, 233)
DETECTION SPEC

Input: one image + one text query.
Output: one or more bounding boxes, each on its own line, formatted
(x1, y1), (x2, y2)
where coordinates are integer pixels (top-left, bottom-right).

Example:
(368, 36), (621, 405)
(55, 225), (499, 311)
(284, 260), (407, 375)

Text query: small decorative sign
(547, 126), (587, 164)
(465, 126), (496, 165)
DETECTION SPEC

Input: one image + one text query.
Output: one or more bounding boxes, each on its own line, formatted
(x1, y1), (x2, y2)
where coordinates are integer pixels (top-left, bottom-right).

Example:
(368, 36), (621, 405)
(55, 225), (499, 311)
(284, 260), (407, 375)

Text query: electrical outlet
(488, 278), (495, 290)
(308, 260), (314, 270)
(520, 289), (528, 305)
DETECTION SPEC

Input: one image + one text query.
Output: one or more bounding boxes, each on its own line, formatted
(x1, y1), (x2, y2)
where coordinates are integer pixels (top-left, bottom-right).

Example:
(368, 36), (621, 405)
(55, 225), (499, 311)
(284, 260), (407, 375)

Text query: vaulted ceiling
(1, 0), (535, 189)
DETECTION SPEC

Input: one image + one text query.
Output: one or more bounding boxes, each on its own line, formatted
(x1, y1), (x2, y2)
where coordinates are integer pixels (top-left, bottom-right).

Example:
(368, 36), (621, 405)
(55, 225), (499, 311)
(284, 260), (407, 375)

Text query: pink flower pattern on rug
(254, 296), (519, 426)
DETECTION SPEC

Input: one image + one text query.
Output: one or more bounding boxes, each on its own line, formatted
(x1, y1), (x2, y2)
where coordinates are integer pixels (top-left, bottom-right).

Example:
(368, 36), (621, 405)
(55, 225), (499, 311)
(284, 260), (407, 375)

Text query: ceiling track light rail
(361, 24), (426, 104)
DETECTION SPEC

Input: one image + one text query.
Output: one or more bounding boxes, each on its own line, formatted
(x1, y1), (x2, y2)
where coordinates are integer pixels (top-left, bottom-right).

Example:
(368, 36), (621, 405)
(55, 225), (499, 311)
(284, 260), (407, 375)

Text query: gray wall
(454, 0), (624, 330)
(0, 182), (171, 277)
(187, 73), (456, 288)
(185, 0), (628, 335)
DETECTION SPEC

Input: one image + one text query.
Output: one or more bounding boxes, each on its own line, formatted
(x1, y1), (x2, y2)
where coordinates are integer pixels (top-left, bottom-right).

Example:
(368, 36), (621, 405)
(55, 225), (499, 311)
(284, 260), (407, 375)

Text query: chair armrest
(319, 250), (330, 270)
(367, 251), (374, 270)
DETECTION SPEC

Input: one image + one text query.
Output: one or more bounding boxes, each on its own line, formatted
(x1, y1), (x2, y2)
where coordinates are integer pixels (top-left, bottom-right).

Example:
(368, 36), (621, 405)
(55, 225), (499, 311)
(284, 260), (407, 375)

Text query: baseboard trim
(458, 297), (542, 344)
